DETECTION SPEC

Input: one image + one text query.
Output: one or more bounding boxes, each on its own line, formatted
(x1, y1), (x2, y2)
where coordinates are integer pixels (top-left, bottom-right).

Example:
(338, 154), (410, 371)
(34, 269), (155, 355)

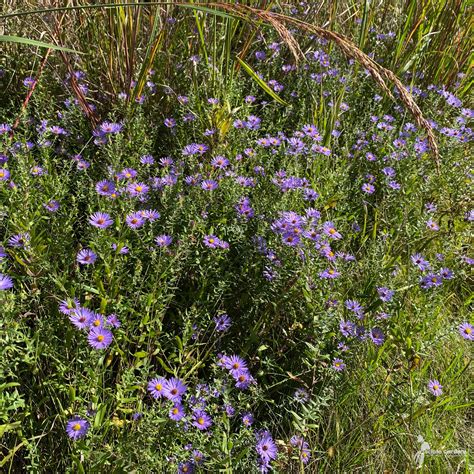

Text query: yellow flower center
(97, 335), (104, 342)
(135, 186), (143, 192)
(433, 385), (439, 390)
(198, 417), (205, 425)
(172, 408), (179, 415)
(329, 269), (335, 275)
(329, 228), (336, 235)
(209, 239), (215, 244)
(155, 383), (162, 391)
(73, 423), (81, 431)
(335, 362), (341, 367)
(465, 328), (472, 334)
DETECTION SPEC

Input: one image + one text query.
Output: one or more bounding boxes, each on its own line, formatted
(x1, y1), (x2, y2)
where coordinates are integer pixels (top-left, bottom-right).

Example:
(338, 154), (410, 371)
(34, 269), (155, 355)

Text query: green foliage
(0, 2), (472, 473)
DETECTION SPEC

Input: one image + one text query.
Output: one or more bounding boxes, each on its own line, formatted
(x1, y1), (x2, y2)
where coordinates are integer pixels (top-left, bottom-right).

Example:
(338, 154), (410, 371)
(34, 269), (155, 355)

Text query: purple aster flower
(224, 404), (235, 416)
(120, 168), (137, 180)
(370, 327), (385, 345)
(106, 313), (121, 328)
(440, 268), (454, 279)
(69, 307), (93, 330)
(8, 232), (30, 248)
(411, 253), (430, 271)
(31, 165), (45, 176)
(99, 121), (122, 134)
(112, 243), (129, 254)
(77, 249), (97, 265)
(169, 403), (185, 421)
(246, 115), (261, 130)
(89, 212), (113, 229)
(192, 409), (212, 430)
(147, 377), (167, 399)
(43, 200), (60, 212)
(155, 235), (173, 247)
(282, 233), (301, 246)
(23, 76), (36, 88)
(203, 235), (221, 248)
(377, 287), (395, 302)
(211, 155), (230, 169)
(0, 168), (10, 181)
(95, 180), (116, 196)
(140, 154), (155, 165)
(332, 358), (346, 371)
(177, 462), (194, 474)
(233, 370), (255, 390)
(127, 182), (149, 197)
(340, 320), (356, 337)
(201, 179), (218, 191)
(420, 273), (443, 289)
(66, 416), (89, 440)
(345, 300), (363, 314)
(426, 219), (439, 231)
(323, 221), (342, 240)
(126, 212), (146, 229)
(142, 209), (160, 221)
(164, 117), (176, 128)
(242, 412), (254, 426)
(59, 298), (80, 315)
(362, 183), (375, 194)
(319, 268), (340, 279)
(87, 326), (113, 349)
(214, 313), (231, 332)
(0, 124), (12, 134)
(192, 449), (204, 465)
(163, 377), (187, 401)
(427, 379), (443, 396)
(0, 273), (14, 290)
(223, 355), (248, 374)
(458, 322), (473, 340)
(256, 432), (278, 465)
(89, 313), (104, 329)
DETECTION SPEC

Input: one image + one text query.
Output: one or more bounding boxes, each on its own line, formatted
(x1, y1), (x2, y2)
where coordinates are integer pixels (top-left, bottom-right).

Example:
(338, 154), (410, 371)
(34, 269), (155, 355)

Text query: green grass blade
(236, 57), (288, 106)
(0, 35), (82, 54)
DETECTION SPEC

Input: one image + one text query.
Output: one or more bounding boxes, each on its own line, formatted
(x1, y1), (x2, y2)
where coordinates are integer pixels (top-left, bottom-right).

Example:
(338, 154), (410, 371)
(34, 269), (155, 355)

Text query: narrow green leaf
(0, 35), (82, 54)
(237, 57), (288, 106)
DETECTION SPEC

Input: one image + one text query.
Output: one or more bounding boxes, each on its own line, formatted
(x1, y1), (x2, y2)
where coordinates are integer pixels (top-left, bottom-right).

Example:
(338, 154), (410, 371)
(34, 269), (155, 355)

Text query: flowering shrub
(0, 4), (472, 472)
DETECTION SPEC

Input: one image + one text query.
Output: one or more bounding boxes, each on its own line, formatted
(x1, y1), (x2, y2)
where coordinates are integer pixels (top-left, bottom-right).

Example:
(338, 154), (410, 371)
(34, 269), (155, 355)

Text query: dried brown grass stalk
(206, 2), (440, 171)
